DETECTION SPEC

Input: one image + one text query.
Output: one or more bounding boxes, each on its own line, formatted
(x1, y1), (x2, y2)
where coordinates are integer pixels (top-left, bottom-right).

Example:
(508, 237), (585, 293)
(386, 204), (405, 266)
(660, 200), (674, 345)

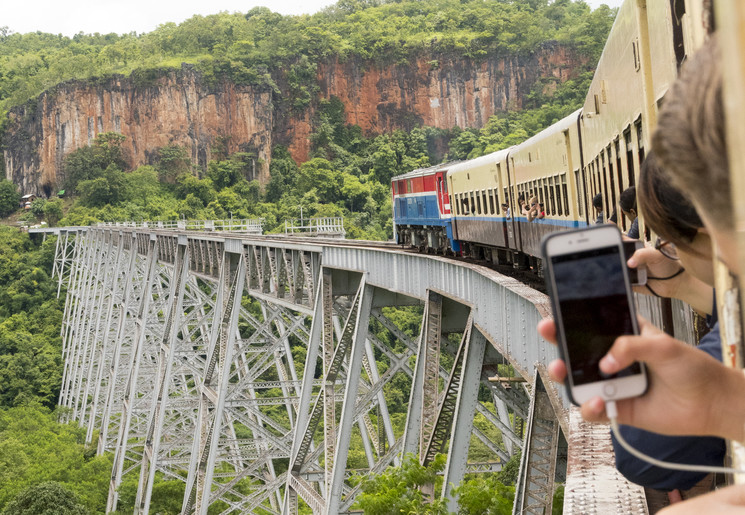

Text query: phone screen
(552, 245), (641, 385)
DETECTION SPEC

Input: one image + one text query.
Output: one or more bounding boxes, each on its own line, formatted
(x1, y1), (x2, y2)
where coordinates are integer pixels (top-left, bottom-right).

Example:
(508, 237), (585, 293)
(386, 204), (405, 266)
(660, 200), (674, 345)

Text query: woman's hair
(638, 152), (703, 252)
(619, 186), (636, 214)
(652, 34), (731, 230)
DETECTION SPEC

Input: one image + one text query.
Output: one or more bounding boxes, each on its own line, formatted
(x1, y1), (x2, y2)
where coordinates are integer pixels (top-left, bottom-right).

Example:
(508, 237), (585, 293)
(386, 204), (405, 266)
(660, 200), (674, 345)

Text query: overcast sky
(3, 0), (625, 38)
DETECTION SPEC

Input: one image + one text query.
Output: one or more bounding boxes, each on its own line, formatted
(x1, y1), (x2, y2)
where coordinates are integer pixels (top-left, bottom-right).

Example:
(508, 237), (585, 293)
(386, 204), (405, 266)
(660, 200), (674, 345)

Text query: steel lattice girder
(54, 227), (650, 515)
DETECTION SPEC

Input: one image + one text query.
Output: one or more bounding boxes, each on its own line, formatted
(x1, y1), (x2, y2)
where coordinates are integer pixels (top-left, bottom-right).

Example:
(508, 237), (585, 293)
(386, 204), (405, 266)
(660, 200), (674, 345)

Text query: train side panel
(510, 110), (585, 258)
(447, 149), (514, 258)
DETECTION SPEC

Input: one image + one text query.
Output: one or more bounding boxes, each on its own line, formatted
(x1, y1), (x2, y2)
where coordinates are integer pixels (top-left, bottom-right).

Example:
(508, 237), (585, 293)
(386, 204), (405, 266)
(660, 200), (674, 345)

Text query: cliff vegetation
(0, 0), (615, 119)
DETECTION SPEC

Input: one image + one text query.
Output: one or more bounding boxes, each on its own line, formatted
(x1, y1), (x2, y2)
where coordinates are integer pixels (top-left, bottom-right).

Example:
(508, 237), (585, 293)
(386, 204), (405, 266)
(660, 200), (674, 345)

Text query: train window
(470, 192), (476, 214)
(624, 128), (635, 188)
(615, 139), (624, 193)
(542, 180), (549, 210)
(598, 157), (609, 215)
(488, 189), (495, 215)
(476, 191), (482, 215)
(636, 119), (645, 171)
(547, 177), (554, 215)
(588, 162), (595, 197)
(461, 194), (468, 215)
(538, 179), (544, 206)
(482, 190), (488, 215)
(575, 170), (584, 217)
(562, 174), (569, 216)
(555, 175), (563, 216)
(407, 180), (412, 193)
(393, 182), (398, 195)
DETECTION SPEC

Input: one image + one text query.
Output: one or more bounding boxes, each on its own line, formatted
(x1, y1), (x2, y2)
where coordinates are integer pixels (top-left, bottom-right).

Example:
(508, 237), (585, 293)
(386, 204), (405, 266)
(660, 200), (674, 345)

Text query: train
(392, 0), (708, 271)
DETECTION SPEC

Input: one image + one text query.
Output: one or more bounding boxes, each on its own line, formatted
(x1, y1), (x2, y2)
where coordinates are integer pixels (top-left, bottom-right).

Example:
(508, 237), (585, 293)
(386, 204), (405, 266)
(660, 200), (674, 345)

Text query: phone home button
(603, 383), (617, 398)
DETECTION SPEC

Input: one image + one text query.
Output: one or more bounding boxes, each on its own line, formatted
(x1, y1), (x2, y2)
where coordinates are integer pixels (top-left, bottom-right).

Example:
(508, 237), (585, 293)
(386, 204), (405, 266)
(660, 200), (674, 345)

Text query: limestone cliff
(3, 43), (585, 195)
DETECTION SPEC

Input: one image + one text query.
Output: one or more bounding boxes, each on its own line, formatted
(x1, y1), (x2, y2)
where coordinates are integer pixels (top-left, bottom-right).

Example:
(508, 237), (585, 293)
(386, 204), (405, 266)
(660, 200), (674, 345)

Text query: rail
(284, 217), (345, 237)
(96, 218), (264, 233)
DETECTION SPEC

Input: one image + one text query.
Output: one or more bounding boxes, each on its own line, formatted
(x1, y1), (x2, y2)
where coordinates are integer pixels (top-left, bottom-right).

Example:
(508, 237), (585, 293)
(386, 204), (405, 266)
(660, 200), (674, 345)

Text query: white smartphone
(542, 225), (648, 405)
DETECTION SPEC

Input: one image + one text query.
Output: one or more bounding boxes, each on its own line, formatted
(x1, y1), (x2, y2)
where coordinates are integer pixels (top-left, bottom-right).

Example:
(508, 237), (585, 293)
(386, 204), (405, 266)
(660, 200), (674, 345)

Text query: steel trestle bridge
(42, 223), (653, 514)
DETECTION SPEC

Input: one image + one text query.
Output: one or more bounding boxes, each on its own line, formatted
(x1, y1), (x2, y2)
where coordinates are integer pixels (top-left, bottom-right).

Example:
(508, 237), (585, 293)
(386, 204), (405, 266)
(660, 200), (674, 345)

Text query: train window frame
(482, 190), (488, 215)
(548, 176), (556, 216)
(575, 170), (584, 218)
(588, 162), (595, 197)
(488, 189), (495, 215)
(562, 174), (569, 216)
(476, 191), (482, 215)
(615, 138), (624, 195)
(470, 192), (476, 215)
(624, 128), (635, 188)
(636, 118), (646, 176)
(555, 175), (563, 216)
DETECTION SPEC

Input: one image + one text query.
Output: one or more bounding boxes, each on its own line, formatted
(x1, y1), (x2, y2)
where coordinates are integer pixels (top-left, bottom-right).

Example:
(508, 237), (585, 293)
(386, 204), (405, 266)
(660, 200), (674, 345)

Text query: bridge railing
(284, 216), (345, 237)
(96, 218), (264, 233)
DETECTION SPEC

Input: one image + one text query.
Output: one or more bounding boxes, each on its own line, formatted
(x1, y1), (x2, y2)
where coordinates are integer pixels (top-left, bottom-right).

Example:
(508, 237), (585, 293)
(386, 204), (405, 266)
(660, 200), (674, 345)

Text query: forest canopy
(0, 0), (615, 118)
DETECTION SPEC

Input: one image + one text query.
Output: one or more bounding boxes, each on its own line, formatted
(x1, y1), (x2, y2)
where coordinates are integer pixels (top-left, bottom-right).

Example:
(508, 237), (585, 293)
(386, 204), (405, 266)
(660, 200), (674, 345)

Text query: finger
(537, 319), (557, 343)
(580, 396), (608, 422)
(628, 247), (661, 268)
(637, 315), (664, 337)
(599, 333), (680, 374)
(547, 359), (567, 383)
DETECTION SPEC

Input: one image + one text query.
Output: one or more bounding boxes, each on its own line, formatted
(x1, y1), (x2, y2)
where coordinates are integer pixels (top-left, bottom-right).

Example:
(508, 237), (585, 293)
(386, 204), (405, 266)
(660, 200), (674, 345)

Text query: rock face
(3, 43), (585, 195)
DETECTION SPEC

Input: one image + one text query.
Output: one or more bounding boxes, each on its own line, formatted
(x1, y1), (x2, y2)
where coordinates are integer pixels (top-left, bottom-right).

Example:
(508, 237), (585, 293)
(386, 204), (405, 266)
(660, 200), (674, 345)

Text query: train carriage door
(507, 155), (522, 253)
(436, 173), (449, 216)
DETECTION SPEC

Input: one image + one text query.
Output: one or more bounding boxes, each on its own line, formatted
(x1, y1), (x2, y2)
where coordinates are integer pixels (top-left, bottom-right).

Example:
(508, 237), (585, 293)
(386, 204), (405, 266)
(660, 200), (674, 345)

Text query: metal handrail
(96, 219), (264, 234)
(284, 217), (345, 236)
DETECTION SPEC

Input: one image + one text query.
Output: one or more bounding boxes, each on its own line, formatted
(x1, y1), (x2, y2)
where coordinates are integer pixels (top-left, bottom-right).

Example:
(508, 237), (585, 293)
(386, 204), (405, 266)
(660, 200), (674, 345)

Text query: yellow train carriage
(509, 109), (584, 259)
(580, 0), (700, 238)
(447, 148), (515, 262)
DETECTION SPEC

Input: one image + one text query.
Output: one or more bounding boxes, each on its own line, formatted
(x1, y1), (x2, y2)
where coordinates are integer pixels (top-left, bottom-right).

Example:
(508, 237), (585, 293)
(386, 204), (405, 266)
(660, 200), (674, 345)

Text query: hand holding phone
(542, 225), (648, 405)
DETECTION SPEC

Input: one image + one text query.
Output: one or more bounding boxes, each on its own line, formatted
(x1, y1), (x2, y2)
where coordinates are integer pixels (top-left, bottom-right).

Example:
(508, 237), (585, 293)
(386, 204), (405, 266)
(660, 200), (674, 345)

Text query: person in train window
(502, 203), (511, 219)
(541, 35), (745, 514)
(592, 193), (605, 224)
(619, 186), (640, 239)
(523, 196), (538, 219)
(612, 152), (723, 506)
(535, 203), (546, 220)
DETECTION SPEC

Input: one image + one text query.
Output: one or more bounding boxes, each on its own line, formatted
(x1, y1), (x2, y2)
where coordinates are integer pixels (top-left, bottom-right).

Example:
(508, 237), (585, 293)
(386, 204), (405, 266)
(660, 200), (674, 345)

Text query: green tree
(0, 182), (20, 217)
(156, 144), (191, 183)
(353, 454), (448, 515)
(207, 160), (241, 190)
(62, 133), (127, 194)
(1, 482), (88, 515)
(42, 199), (63, 226)
(29, 198), (46, 220)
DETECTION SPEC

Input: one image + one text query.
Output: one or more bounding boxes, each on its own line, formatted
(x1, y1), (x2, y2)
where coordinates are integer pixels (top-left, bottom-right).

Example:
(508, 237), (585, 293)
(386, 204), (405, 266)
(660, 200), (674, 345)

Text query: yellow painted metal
(715, 0), (745, 483)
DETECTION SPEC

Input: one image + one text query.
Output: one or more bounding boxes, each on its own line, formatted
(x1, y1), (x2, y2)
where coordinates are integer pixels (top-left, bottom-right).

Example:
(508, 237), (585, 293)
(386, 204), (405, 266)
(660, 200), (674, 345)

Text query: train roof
(391, 160), (462, 182)
(446, 147), (514, 176)
(512, 109), (582, 153)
